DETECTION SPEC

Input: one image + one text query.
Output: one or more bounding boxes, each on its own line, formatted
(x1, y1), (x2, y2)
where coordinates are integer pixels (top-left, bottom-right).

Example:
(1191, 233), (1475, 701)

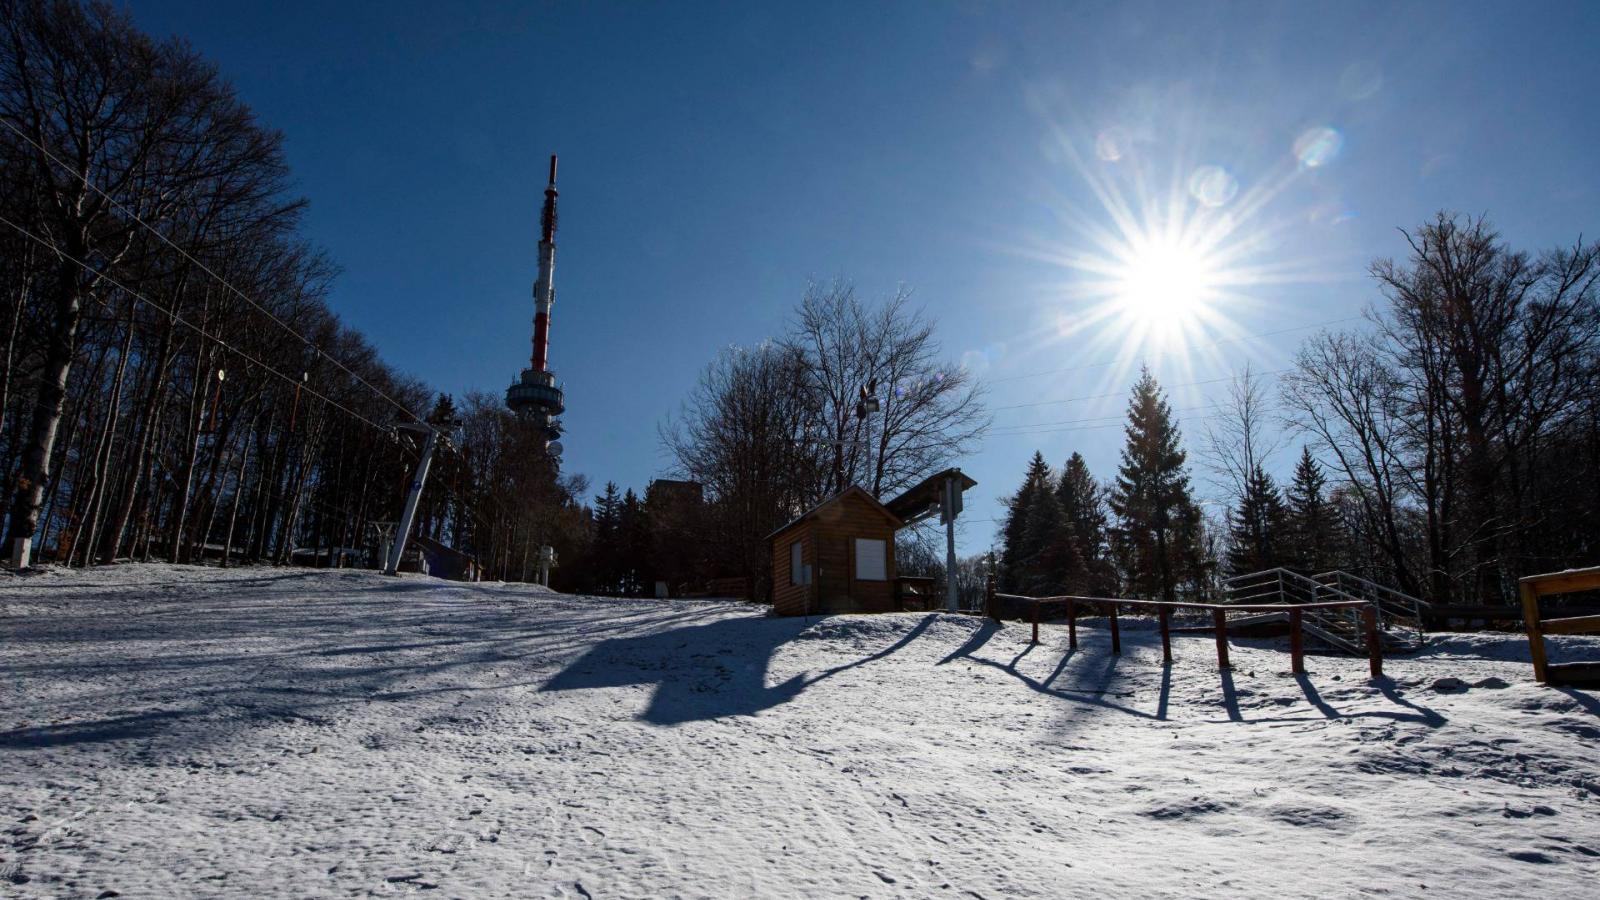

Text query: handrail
(992, 592), (1372, 613)
(1520, 565), (1600, 686)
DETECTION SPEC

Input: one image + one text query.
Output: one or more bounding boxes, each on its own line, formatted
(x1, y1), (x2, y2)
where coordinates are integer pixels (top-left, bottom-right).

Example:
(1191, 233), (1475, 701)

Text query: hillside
(2, 565), (1597, 898)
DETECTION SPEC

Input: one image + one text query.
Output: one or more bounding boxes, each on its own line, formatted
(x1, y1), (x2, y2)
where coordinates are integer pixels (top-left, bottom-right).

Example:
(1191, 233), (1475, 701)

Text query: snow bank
(2, 564), (1596, 897)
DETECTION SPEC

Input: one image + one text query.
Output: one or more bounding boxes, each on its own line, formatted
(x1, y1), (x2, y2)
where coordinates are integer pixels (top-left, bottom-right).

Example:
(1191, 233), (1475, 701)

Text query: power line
(991, 368), (1297, 413)
(987, 316), (1362, 386)
(0, 117), (423, 426)
(988, 401), (1230, 435)
(0, 212), (397, 436)
(988, 406), (1286, 439)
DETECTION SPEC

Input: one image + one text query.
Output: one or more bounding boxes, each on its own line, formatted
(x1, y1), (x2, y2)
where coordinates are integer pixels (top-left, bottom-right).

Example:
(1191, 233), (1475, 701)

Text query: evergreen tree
(591, 482), (623, 592)
(1020, 487), (1079, 594)
(999, 452), (1053, 591)
(1057, 452), (1115, 594)
(1109, 369), (1203, 601)
(617, 488), (652, 596)
(1285, 446), (1339, 572)
(1226, 463), (1289, 575)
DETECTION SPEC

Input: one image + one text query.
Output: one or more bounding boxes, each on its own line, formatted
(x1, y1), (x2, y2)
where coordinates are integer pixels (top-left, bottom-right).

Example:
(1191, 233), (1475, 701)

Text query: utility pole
(941, 473), (963, 612)
(384, 424), (438, 576)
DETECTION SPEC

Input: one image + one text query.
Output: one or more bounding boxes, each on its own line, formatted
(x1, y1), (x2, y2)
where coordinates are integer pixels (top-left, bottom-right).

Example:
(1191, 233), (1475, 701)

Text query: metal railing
(1220, 567), (1428, 653)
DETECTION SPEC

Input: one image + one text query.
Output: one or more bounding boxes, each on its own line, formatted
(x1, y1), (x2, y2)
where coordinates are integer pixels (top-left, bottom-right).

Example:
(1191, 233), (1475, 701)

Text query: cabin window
(790, 540), (810, 585)
(854, 538), (887, 581)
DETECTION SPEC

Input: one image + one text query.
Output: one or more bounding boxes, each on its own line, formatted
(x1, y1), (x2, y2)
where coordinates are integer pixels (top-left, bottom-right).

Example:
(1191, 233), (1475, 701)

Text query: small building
(768, 486), (904, 616)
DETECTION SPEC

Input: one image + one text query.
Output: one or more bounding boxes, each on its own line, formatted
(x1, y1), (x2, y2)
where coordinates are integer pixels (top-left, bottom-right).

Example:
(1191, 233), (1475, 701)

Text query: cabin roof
(766, 485), (905, 541)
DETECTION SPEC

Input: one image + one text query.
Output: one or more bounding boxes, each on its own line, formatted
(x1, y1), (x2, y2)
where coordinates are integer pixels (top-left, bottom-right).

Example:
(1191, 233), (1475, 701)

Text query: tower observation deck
(506, 154), (566, 445)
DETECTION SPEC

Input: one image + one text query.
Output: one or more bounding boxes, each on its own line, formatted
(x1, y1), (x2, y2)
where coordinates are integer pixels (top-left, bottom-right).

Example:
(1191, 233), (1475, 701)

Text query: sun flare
(1113, 238), (1216, 327)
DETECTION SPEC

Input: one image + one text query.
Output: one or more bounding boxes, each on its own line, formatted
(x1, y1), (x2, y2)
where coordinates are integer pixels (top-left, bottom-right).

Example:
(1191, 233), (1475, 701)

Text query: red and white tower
(506, 154), (566, 446)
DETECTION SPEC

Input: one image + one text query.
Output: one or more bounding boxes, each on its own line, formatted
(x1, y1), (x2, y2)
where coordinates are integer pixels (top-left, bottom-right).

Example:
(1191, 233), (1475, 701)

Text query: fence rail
(988, 588), (1384, 679)
(1520, 566), (1600, 686)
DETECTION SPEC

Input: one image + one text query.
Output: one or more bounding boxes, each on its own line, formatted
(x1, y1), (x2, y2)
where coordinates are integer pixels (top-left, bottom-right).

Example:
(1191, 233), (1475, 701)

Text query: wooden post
(985, 571), (997, 621)
(1213, 608), (1230, 670)
(1109, 602), (1121, 654)
(1159, 606), (1172, 665)
(1031, 600), (1040, 645)
(1520, 582), (1548, 684)
(1066, 597), (1077, 649)
(1289, 607), (1305, 675)
(1363, 605), (1383, 679)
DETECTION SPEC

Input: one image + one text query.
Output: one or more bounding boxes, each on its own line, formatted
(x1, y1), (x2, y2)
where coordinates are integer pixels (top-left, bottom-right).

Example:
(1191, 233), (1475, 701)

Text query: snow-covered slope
(1, 565), (1596, 898)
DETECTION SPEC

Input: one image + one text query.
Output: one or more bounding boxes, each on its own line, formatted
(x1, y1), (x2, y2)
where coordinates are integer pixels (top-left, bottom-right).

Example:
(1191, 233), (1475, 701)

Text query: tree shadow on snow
(936, 621), (1163, 720)
(542, 615), (936, 725)
(0, 709), (194, 748)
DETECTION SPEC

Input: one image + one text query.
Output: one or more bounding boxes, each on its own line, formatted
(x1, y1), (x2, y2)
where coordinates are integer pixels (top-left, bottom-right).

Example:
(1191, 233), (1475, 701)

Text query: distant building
(645, 479), (703, 508)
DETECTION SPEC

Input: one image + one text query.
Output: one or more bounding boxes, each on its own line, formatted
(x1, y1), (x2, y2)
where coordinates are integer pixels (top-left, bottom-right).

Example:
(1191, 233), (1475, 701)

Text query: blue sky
(124, 0), (1600, 555)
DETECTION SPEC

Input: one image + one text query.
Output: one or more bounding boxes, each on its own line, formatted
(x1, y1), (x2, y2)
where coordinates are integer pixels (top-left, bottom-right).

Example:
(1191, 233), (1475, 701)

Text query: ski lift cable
(0, 212), (396, 435)
(0, 118), (424, 426)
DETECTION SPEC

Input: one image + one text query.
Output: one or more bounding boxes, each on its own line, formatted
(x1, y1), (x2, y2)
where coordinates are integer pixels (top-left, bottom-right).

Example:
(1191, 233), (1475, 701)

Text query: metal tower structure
(506, 154), (566, 446)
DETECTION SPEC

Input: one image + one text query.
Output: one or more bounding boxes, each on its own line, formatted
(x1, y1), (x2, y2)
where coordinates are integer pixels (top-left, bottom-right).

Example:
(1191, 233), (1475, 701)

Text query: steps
(1221, 568), (1429, 655)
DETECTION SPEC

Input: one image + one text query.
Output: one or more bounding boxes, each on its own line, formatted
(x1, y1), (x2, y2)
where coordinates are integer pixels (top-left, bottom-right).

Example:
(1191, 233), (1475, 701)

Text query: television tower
(506, 154), (566, 448)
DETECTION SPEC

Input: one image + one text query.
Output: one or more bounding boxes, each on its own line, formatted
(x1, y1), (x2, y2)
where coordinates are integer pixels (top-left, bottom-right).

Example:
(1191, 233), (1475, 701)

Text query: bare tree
(1202, 362), (1282, 504)
(1281, 330), (1421, 595)
(783, 280), (988, 499)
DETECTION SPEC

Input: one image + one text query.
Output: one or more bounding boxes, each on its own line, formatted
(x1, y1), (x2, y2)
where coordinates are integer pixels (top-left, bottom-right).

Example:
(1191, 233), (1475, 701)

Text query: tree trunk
(6, 252), (87, 566)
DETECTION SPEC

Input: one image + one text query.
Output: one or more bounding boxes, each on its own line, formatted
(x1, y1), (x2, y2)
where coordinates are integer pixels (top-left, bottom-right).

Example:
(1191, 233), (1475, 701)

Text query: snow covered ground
(2, 565), (1597, 898)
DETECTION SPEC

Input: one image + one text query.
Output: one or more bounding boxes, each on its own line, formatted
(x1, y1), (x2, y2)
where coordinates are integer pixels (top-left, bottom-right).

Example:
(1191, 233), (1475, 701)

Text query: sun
(1113, 237), (1217, 328)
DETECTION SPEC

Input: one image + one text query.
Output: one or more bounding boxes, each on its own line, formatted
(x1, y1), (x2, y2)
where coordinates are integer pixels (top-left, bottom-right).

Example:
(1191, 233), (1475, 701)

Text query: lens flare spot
(1095, 129), (1127, 162)
(1187, 165), (1238, 207)
(1294, 127), (1343, 168)
(1338, 61), (1383, 101)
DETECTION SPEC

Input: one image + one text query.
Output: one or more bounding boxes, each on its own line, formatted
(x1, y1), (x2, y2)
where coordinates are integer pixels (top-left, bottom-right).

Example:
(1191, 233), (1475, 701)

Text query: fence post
(1289, 608), (1304, 675)
(985, 572), (997, 621)
(1159, 606), (1172, 665)
(1109, 602), (1121, 654)
(1031, 600), (1040, 645)
(1213, 608), (1230, 670)
(1363, 605), (1383, 679)
(1066, 597), (1077, 650)
(1520, 582), (1548, 684)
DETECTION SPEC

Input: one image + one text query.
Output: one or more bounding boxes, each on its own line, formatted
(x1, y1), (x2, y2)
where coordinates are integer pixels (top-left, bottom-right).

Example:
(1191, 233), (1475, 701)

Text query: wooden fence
(1520, 566), (1600, 686)
(988, 583), (1383, 678)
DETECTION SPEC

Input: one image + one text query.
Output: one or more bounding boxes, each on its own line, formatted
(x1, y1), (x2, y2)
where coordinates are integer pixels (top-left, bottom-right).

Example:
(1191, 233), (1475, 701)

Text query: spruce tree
(1020, 487), (1079, 594)
(999, 452), (1053, 591)
(1285, 446), (1338, 571)
(617, 488), (653, 595)
(1226, 463), (1288, 575)
(1109, 369), (1202, 601)
(1057, 452), (1114, 594)
(592, 482), (623, 592)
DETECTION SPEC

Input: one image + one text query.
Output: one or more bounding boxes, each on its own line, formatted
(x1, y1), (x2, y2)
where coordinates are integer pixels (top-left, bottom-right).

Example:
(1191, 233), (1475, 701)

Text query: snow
(2, 565), (1597, 898)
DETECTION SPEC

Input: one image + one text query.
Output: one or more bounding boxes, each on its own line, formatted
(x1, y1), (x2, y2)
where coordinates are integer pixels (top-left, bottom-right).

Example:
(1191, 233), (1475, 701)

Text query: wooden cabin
(768, 486), (904, 616)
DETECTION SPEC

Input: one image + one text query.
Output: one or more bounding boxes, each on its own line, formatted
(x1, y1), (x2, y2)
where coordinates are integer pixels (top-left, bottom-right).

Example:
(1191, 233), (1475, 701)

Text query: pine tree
(999, 452), (1053, 591)
(1109, 369), (1202, 601)
(617, 488), (652, 596)
(1057, 452), (1115, 594)
(1226, 463), (1289, 575)
(1020, 487), (1079, 594)
(1285, 446), (1339, 572)
(592, 482), (623, 592)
